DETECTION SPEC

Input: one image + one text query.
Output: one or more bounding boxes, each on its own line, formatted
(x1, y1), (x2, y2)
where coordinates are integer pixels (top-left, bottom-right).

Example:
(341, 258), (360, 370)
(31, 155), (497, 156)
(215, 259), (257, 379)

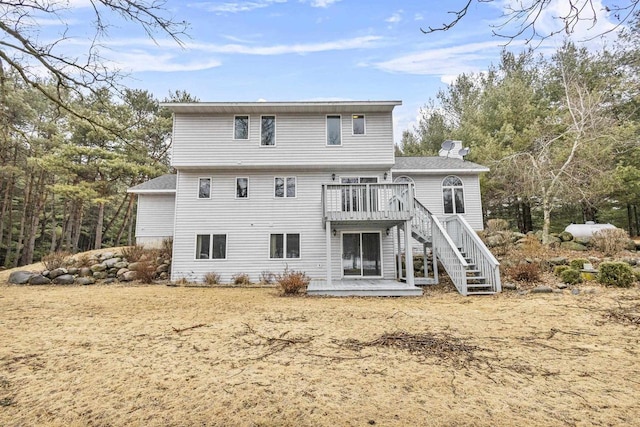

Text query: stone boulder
(120, 271), (137, 282)
(127, 262), (139, 271)
(116, 268), (129, 277)
(104, 257), (121, 268)
(90, 263), (107, 272)
(155, 263), (170, 274)
(532, 286), (554, 293)
(560, 241), (588, 251)
(53, 274), (75, 285)
(100, 251), (115, 261)
(79, 267), (92, 277)
(8, 271), (34, 284)
(67, 267), (79, 276)
(76, 277), (96, 286)
(113, 261), (128, 270)
(548, 257), (568, 266)
(28, 274), (51, 285)
(92, 271), (108, 280)
(48, 268), (68, 279)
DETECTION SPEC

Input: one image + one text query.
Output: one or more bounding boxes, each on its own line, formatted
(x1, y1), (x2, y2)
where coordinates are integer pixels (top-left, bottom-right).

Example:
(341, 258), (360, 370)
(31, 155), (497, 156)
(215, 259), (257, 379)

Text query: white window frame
(233, 115), (250, 140)
(269, 233), (301, 259)
(274, 176), (297, 198)
(326, 114), (342, 146)
(260, 115), (276, 147)
(236, 177), (249, 199)
(197, 177), (212, 199)
(442, 175), (465, 214)
(352, 114), (366, 135)
(194, 233), (228, 260)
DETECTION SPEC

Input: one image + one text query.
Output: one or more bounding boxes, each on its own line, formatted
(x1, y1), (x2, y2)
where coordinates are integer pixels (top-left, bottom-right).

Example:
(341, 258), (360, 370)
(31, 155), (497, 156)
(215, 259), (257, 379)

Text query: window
(326, 115), (341, 145)
(261, 115), (275, 146)
(198, 178), (211, 199)
(270, 233), (300, 259)
(442, 175), (465, 214)
(234, 115), (249, 140)
(393, 175), (414, 184)
(352, 114), (365, 135)
(275, 177), (296, 198)
(196, 234), (227, 259)
(236, 177), (249, 198)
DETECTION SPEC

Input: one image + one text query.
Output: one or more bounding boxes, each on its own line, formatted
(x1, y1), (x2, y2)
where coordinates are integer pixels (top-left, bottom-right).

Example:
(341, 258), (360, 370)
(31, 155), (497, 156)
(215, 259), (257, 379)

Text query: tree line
(401, 14), (640, 242)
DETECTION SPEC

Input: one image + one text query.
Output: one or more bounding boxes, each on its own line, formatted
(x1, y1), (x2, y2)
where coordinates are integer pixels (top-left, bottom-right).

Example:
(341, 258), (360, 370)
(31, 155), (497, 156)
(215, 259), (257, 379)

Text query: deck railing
(431, 216), (470, 295)
(322, 183), (412, 222)
(411, 198), (433, 242)
(443, 215), (501, 293)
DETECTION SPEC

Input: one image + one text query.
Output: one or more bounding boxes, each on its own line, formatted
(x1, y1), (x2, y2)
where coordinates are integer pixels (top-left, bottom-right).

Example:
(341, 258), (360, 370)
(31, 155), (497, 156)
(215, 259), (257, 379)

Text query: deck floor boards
(307, 279), (423, 297)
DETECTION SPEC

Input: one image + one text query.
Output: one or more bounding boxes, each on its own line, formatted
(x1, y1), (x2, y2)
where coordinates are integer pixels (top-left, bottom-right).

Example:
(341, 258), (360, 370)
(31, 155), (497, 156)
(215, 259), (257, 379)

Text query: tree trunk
(94, 201), (104, 250)
(522, 202), (533, 233)
(115, 194), (134, 246)
(542, 192), (551, 245)
(628, 204), (634, 237)
(634, 205), (639, 238)
(102, 193), (128, 239)
(72, 203), (83, 253)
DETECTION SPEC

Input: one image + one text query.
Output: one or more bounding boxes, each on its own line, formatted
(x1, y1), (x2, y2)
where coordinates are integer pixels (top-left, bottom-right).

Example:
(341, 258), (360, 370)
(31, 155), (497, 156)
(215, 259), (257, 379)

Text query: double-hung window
(198, 178), (211, 199)
(274, 177), (296, 198)
(236, 177), (249, 199)
(196, 234), (227, 259)
(261, 115), (275, 146)
(234, 115), (249, 140)
(269, 233), (300, 259)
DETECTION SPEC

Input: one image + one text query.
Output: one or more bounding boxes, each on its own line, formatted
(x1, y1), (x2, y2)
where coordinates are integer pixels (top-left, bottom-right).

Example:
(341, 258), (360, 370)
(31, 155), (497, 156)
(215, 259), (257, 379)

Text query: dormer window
(234, 116), (249, 140)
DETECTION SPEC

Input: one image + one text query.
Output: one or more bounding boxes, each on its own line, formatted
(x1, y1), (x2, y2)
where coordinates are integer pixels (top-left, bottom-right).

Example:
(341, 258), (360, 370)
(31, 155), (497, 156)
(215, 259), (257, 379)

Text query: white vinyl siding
(134, 194), (175, 247)
(171, 112), (395, 168)
(171, 170), (395, 283)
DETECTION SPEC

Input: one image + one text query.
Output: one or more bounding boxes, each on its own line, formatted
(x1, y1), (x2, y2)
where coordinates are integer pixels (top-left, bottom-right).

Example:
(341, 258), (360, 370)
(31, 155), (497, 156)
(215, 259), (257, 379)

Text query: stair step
(465, 269), (482, 275)
(466, 277), (486, 282)
(466, 283), (491, 288)
(466, 291), (496, 295)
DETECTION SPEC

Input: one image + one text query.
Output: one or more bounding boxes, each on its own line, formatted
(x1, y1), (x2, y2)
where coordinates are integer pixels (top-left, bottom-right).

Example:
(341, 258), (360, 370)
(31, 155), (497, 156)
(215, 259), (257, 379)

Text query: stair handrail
(411, 197), (432, 241)
(443, 215), (501, 293)
(431, 215), (469, 295)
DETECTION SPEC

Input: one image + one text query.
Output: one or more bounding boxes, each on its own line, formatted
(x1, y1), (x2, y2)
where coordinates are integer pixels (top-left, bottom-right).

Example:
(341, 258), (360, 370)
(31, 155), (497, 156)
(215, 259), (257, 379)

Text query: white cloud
(385, 10), (402, 24)
(305, 0), (341, 7)
(414, 13), (423, 21)
(189, 0), (287, 13)
(109, 51), (222, 72)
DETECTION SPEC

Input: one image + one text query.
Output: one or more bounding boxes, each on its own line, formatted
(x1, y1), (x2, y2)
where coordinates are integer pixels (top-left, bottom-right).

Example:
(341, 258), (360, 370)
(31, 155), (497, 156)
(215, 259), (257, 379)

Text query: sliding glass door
(342, 232), (381, 277)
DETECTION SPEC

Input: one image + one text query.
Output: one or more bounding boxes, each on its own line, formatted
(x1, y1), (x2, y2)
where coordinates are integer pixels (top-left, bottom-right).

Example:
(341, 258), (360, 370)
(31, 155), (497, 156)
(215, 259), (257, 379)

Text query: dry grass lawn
(1, 281), (640, 426)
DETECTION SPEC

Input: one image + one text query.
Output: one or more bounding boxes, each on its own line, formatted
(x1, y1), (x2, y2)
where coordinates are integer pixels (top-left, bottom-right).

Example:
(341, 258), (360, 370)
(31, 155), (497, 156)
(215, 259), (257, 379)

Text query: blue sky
(40, 0), (622, 144)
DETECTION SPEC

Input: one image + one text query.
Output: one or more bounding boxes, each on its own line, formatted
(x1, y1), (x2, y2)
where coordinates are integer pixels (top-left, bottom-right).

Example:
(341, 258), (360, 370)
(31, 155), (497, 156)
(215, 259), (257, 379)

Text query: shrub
(597, 262), (635, 288)
(276, 267), (310, 295)
(260, 270), (276, 285)
(203, 272), (221, 285)
(569, 258), (590, 271)
(486, 218), (509, 233)
(133, 260), (156, 284)
(74, 253), (92, 268)
(591, 228), (630, 256)
(122, 244), (146, 262)
(231, 273), (251, 286)
(507, 263), (541, 283)
(560, 268), (582, 285)
(554, 265), (571, 277)
(160, 238), (173, 259)
(42, 251), (71, 270)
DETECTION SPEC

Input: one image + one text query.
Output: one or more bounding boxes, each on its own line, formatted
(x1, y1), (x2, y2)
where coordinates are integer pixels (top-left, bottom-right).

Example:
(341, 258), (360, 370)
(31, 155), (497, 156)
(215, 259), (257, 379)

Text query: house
(128, 101), (500, 296)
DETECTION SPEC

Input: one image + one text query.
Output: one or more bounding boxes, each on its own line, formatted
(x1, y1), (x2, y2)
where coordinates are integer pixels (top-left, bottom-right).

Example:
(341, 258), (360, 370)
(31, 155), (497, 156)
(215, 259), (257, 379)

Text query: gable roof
(127, 174), (176, 193)
(392, 156), (489, 174)
(160, 100), (402, 114)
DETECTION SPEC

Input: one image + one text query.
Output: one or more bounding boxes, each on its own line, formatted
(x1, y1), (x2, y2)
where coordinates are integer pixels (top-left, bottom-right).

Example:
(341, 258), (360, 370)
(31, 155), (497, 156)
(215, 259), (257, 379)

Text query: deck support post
(326, 221), (332, 287)
(404, 220), (414, 286)
(396, 226), (403, 280)
(432, 247), (439, 284)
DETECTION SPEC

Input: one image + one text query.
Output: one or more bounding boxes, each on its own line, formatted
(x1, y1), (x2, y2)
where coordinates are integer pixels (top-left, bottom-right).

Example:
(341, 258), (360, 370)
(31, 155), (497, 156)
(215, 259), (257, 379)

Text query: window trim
(274, 176), (297, 198)
(268, 232), (302, 260)
(260, 115), (276, 147)
(197, 177), (212, 199)
(233, 115), (250, 140)
(236, 177), (249, 199)
(351, 113), (366, 136)
(442, 175), (465, 214)
(194, 233), (228, 260)
(326, 114), (342, 146)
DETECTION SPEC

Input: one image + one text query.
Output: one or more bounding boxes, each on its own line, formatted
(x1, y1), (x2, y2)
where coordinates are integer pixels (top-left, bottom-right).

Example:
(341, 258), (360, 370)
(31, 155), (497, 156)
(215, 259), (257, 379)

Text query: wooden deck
(307, 279), (423, 297)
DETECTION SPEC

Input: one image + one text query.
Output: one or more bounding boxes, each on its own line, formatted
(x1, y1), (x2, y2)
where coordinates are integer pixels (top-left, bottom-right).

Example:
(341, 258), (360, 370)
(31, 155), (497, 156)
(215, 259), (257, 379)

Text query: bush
(203, 272), (221, 285)
(507, 263), (541, 283)
(560, 268), (582, 285)
(160, 238), (173, 259)
(231, 273), (251, 286)
(260, 270), (276, 285)
(133, 260), (156, 284)
(122, 244), (146, 262)
(554, 265), (571, 277)
(597, 262), (635, 288)
(74, 253), (92, 268)
(569, 258), (590, 271)
(591, 228), (630, 256)
(276, 267), (310, 295)
(42, 251), (71, 270)
(486, 218), (509, 233)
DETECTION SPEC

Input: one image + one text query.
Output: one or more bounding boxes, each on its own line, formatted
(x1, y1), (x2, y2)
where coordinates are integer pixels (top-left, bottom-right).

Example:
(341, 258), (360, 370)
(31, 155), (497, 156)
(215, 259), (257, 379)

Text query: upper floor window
(352, 114), (365, 135)
(261, 115), (276, 146)
(393, 176), (414, 184)
(234, 115), (249, 140)
(236, 177), (249, 198)
(442, 175), (465, 214)
(270, 233), (300, 259)
(275, 177), (296, 198)
(196, 234), (227, 260)
(326, 115), (341, 146)
(198, 178), (211, 199)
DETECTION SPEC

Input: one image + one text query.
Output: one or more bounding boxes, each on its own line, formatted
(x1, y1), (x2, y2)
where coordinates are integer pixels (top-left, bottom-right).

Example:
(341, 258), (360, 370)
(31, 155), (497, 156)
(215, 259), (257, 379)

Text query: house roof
(127, 174), (176, 193)
(392, 156), (489, 174)
(160, 100), (402, 114)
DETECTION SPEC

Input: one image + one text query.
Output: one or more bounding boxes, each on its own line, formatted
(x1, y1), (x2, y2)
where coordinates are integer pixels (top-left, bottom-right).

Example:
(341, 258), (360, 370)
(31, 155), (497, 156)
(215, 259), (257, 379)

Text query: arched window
(442, 175), (465, 214)
(393, 175), (415, 184)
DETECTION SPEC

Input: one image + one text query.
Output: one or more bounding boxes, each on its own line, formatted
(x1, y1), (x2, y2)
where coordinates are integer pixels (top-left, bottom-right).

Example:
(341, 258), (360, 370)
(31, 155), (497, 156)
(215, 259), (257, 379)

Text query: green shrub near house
(597, 262), (636, 288)
(560, 268), (582, 285)
(569, 258), (590, 271)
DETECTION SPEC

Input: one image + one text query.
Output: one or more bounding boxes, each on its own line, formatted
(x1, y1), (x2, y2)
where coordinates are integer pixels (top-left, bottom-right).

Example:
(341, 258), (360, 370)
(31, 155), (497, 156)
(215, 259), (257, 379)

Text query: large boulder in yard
(90, 263), (107, 272)
(76, 277), (96, 286)
(113, 261), (128, 270)
(120, 271), (137, 282)
(8, 271), (34, 284)
(52, 274), (75, 285)
(99, 251), (115, 261)
(155, 264), (169, 274)
(79, 267), (92, 277)
(48, 268), (68, 279)
(104, 257), (121, 268)
(92, 271), (108, 280)
(28, 274), (51, 285)
(561, 241), (588, 251)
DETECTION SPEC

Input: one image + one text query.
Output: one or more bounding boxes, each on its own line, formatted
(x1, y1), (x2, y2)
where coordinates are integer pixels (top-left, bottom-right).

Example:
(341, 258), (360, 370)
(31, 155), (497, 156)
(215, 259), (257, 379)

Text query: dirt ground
(1, 281), (639, 427)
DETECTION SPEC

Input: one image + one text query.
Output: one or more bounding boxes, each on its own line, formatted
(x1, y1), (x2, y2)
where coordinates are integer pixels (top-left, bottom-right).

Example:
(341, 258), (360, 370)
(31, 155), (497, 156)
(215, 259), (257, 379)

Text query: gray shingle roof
(392, 156), (489, 173)
(127, 174), (176, 193)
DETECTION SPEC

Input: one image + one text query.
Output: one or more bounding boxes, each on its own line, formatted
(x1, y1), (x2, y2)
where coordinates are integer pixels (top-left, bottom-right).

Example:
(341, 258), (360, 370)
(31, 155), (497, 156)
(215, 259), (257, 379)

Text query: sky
(34, 0), (625, 144)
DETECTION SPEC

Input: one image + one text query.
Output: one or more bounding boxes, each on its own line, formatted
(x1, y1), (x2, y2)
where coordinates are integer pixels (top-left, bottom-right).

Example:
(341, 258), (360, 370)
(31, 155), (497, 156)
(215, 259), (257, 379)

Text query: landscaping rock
(548, 257), (568, 266)
(532, 286), (553, 293)
(104, 257), (121, 268)
(127, 262), (139, 271)
(120, 271), (137, 282)
(159, 272), (168, 280)
(90, 263), (107, 272)
(53, 274), (75, 285)
(76, 277), (96, 286)
(79, 267), (92, 277)
(103, 278), (117, 284)
(502, 283), (517, 290)
(113, 261), (128, 269)
(116, 268), (129, 277)
(93, 271), (108, 280)
(41, 270), (50, 278)
(155, 263), (169, 274)
(28, 274), (51, 285)
(8, 271), (34, 284)
(100, 251), (115, 261)
(67, 267), (79, 276)
(571, 288), (580, 295)
(557, 283), (568, 289)
(560, 241), (588, 251)
(559, 231), (573, 242)
(48, 268), (68, 279)
(573, 237), (591, 246)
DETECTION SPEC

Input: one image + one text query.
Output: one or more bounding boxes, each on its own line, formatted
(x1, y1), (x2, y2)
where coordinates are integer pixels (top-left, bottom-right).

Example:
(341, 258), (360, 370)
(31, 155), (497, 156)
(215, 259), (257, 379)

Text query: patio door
(342, 232), (381, 277)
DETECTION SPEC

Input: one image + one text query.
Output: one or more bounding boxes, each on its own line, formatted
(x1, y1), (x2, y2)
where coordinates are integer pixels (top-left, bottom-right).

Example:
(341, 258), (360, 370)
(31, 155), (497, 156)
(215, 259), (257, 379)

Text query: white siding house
(129, 101), (501, 296)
